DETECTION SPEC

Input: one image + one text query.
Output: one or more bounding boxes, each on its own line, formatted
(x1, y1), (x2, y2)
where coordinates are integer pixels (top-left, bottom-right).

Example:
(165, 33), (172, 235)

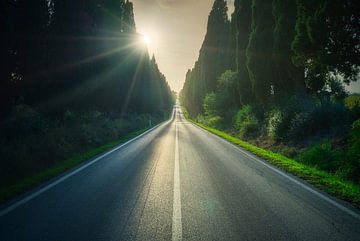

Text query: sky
(131, 0), (360, 94)
(132, 0), (235, 92)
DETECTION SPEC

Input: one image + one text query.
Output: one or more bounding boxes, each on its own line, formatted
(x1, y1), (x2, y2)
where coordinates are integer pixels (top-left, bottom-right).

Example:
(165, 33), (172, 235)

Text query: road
(0, 106), (360, 241)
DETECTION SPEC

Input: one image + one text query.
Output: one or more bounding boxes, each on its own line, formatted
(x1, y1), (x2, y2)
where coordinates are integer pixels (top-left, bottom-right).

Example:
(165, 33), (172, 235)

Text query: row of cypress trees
(181, 0), (359, 116)
(0, 0), (173, 118)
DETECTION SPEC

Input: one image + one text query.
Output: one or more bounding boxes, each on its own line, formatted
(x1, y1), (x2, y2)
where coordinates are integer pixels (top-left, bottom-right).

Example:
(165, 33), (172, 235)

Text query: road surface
(0, 106), (360, 241)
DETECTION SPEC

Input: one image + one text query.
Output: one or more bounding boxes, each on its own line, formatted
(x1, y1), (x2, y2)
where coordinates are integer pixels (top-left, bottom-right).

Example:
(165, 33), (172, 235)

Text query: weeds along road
(0, 106), (360, 241)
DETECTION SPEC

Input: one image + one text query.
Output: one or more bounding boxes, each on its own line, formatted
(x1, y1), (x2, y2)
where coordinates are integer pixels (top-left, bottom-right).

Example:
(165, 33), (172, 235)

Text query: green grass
(188, 119), (360, 208)
(0, 128), (150, 204)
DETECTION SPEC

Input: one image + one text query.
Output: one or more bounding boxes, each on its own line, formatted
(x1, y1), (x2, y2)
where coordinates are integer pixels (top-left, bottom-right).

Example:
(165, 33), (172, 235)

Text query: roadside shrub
(344, 95), (360, 111)
(0, 106), (158, 188)
(234, 105), (260, 138)
(1, 105), (49, 138)
(288, 103), (350, 141)
(203, 92), (224, 116)
(267, 108), (286, 141)
(197, 114), (224, 129)
(267, 96), (315, 141)
(345, 119), (360, 183)
(297, 142), (342, 173)
(345, 95), (360, 119)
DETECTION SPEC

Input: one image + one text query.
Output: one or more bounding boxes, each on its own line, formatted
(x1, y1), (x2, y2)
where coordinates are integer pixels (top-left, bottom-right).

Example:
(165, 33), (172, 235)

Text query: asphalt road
(0, 106), (360, 241)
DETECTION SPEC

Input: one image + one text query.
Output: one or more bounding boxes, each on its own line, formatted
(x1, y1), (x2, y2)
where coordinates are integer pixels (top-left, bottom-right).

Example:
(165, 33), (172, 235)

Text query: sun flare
(142, 34), (151, 45)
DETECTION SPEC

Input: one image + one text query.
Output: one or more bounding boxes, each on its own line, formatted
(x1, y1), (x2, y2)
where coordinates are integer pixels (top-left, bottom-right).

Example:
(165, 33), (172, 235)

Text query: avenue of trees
(0, 0), (174, 193)
(180, 0), (360, 183)
(0, 0), (173, 116)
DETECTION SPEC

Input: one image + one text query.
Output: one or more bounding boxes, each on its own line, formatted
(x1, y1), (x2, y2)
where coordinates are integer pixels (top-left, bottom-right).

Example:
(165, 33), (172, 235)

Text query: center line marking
(172, 121), (182, 241)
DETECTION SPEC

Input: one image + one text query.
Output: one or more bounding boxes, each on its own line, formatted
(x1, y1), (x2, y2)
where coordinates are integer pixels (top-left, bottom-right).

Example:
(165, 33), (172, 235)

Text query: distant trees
(0, 0), (173, 118)
(181, 0), (232, 116)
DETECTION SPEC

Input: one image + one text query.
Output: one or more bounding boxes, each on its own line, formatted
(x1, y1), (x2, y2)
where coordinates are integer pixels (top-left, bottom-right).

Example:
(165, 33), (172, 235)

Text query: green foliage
(345, 95), (360, 119)
(202, 70), (239, 117)
(197, 115), (224, 129)
(0, 105), (163, 190)
(345, 95), (360, 111)
(246, 0), (274, 104)
(1, 0), (173, 117)
(297, 143), (342, 173)
(289, 103), (350, 141)
(233, 0), (253, 104)
(217, 70), (239, 110)
(267, 108), (286, 141)
(189, 119), (360, 207)
(234, 105), (260, 138)
(180, 0), (233, 116)
(0, 128), (148, 204)
(345, 120), (360, 182)
(203, 92), (222, 116)
(272, 0), (304, 97)
(292, 0), (360, 92)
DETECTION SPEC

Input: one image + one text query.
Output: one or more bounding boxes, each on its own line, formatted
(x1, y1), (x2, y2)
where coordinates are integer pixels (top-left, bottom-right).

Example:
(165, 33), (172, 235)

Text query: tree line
(0, 0), (174, 199)
(0, 0), (174, 118)
(180, 0), (360, 183)
(181, 0), (359, 116)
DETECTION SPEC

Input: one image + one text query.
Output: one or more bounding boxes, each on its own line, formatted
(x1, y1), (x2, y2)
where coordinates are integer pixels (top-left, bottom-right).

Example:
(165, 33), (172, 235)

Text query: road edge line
(0, 111), (175, 217)
(190, 121), (360, 221)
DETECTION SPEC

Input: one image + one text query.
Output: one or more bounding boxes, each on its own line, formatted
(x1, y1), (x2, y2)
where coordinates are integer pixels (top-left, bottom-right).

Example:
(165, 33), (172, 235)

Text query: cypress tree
(233, 0), (253, 104)
(272, 0), (305, 99)
(14, 0), (49, 104)
(123, 0), (136, 33)
(246, 0), (275, 105)
(0, 0), (16, 116)
(181, 0), (232, 115)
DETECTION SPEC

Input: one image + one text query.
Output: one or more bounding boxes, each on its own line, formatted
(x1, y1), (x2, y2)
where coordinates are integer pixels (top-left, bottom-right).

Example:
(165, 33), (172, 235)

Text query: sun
(142, 34), (151, 45)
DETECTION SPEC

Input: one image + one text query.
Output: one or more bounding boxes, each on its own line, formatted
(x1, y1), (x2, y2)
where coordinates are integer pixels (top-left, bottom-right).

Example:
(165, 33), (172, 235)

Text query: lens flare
(142, 34), (151, 45)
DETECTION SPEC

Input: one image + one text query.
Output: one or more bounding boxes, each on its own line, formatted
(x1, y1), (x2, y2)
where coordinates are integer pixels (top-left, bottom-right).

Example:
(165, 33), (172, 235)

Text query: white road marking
(172, 121), (182, 241)
(191, 123), (360, 221)
(0, 114), (175, 218)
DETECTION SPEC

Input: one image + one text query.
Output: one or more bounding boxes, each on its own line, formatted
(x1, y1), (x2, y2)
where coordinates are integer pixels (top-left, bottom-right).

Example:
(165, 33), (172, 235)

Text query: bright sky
(132, 0), (235, 92)
(132, 0), (360, 94)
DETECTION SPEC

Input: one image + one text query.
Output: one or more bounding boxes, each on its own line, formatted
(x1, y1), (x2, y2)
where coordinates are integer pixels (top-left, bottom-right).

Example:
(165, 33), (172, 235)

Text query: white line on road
(0, 116), (174, 218)
(172, 122), (182, 241)
(191, 123), (360, 221)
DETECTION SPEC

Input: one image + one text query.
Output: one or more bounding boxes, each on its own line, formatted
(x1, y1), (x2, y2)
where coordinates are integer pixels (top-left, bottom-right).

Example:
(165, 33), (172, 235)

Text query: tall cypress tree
(0, 0), (16, 116)
(14, 0), (49, 104)
(233, 0), (253, 104)
(123, 0), (136, 33)
(272, 0), (305, 99)
(246, 0), (275, 105)
(181, 0), (232, 115)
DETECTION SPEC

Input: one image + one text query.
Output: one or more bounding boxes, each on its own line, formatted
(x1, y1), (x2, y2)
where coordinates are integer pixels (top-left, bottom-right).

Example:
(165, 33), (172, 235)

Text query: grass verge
(0, 127), (150, 205)
(188, 118), (360, 208)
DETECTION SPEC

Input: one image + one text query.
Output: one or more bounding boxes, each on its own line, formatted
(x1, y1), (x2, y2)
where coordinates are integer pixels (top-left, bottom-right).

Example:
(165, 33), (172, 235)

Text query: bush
(203, 92), (224, 116)
(0, 105), (157, 188)
(297, 142), (342, 173)
(197, 114), (224, 129)
(234, 105), (260, 138)
(288, 102), (350, 141)
(267, 96), (315, 141)
(345, 95), (360, 119)
(267, 108), (286, 141)
(345, 119), (360, 183)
